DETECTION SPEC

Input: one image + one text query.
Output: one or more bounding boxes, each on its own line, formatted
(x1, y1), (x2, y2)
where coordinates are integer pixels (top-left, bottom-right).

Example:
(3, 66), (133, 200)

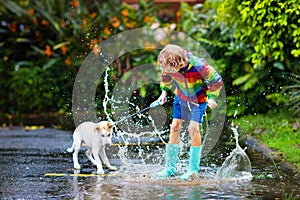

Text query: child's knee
(188, 124), (199, 136)
(170, 121), (181, 132)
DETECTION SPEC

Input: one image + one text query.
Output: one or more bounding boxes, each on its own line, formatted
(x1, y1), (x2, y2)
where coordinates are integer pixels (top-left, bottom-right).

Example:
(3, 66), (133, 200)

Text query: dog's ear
(106, 122), (114, 132)
(107, 122), (114, 129)
(94, 124), (103, 134)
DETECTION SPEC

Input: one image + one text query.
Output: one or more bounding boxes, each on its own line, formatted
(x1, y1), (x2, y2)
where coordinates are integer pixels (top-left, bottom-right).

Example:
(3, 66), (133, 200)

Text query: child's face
(163, 65), (181, 73)
(162, 58), (188, 73)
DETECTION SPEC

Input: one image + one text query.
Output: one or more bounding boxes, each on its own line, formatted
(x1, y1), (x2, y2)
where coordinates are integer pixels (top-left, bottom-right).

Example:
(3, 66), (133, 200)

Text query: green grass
(235, 111), (300, 168)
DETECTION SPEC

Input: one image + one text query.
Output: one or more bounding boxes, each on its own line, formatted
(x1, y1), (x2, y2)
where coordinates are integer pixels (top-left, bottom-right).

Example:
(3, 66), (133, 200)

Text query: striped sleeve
(160, 72), (173, 91)
(200, 61), (223, 100)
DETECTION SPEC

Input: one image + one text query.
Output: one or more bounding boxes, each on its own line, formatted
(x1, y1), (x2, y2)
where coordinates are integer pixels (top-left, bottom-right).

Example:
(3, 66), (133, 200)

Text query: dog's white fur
(67, 121), (117, 174)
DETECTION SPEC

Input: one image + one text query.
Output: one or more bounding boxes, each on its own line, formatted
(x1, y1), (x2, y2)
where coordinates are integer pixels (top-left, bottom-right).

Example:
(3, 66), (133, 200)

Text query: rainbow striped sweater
(160, 52), (222, 103)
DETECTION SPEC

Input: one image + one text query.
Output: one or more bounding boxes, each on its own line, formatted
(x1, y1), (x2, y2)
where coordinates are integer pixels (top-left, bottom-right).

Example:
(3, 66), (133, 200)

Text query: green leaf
(45, 0), (53, 14)
(193, 3), (203, 10)
(232, 73), (251, 86)
(273, 62), (285, 70)
(14, 61), (33, 71)
(34, 2), (64, 39)
(291, 49), (300, 57)
(30, 45), (44, 55)
(140, 86), (147, 98)
(241, 75), (258, 91)
(266, 93), (287, 104)
(43, 58), (60, 70)
(16, 38), (30, 43)
(2, 1), (28, 17)
(53, 41), (71, 50)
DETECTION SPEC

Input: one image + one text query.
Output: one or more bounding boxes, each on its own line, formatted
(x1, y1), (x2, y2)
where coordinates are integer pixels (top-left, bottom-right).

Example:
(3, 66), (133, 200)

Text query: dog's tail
(66, 142), (75, 153)
(67, 128), (80, 153)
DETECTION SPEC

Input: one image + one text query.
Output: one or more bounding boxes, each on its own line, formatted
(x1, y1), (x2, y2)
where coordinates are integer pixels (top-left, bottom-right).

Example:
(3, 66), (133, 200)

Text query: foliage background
(0, 0), (299, 127)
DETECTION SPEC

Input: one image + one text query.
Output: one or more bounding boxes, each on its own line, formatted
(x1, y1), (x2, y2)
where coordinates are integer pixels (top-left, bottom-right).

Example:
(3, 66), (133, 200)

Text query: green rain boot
(180, 146), (202, 180)
(156, 143), (180, 178)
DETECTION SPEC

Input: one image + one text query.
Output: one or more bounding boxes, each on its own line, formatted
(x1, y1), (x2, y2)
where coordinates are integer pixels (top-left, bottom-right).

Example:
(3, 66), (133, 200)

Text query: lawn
(235, 111), (300, 168)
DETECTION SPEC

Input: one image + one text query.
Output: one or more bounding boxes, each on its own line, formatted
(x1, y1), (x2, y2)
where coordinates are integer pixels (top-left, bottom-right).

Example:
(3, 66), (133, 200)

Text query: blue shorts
(172, 96), (207, 123)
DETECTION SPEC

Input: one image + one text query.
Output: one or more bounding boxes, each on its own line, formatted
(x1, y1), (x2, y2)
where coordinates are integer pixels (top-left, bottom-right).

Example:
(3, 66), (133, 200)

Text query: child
(152, 44), (222, 180)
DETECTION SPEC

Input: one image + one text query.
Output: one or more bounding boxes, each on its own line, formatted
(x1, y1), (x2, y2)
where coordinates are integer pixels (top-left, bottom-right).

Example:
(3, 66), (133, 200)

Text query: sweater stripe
(160, 52), (222, 103)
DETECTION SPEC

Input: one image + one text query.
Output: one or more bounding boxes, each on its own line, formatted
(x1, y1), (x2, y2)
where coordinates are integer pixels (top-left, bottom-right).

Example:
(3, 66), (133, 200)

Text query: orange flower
(121, 9), (129, 17)
(41, 19), (49, 27)
(33, 17), (38, 25)
(92, 39), (98, 45)
(123, 17), (129, 23)
(125, 21), (135, 29)
(89, 39), (98, 49)
(61, 46), (67, 55)
(144, 41), (155, 51)
(144, 16), (154, 23)
(28, 8), (34, 16)
(81, 18), (88, 29)
(60, 19), (66, 28)
(111, 16), (120, 29)
(65, 57), (71, 67)
(9, 22), (17, 33)
(89, 12), (97, 19)
(103, 26), (111, 35)
(93, 45), (100, 56)
(44, 45), (53, 57)
(71, 0), (79, 8)
(176, 11), (181, 22)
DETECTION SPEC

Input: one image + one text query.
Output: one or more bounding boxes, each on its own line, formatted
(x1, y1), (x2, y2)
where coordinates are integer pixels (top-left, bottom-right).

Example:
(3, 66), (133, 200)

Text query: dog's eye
(101, 134), (105, 137)
(107, 133), (111, 137)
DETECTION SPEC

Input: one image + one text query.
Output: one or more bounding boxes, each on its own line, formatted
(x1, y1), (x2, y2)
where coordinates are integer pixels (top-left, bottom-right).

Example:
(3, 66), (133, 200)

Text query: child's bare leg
(188, 120), (201, 146)
(169, 119), (182, 144)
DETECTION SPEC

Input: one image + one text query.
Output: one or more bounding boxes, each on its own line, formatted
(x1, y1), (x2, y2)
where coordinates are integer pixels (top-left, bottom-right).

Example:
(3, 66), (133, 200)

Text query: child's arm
(207, 99), (217, 109)
(160, 72), (172, 91)
(151, 71), (169, 107)
(199, 62), (223, 101)
(151, 90), (167, 107)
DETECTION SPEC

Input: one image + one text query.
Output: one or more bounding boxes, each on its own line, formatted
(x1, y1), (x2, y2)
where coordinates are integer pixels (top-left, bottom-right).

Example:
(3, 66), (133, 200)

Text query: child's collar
(177, 51), (195, 73)
(179, 62), (192, 73)
(184, 51), (194, 71)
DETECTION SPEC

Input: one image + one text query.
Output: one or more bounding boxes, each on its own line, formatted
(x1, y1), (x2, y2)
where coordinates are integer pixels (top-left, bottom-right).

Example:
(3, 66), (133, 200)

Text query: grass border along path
(235, 111), (300, 171)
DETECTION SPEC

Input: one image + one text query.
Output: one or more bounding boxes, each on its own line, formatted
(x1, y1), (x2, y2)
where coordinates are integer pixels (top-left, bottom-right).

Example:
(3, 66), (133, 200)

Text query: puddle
(0, 127), (299, 199)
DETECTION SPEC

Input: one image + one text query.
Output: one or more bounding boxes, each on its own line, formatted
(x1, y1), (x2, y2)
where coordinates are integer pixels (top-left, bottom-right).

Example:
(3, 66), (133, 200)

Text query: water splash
(217, 125), (252, 179)
(102, 66), (113, 122)
(98, 63), (167, 175)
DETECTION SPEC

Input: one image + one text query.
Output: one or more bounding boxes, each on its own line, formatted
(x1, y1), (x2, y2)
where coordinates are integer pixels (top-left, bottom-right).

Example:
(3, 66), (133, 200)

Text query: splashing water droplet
(217, 125), (252, 180)
(233, 110), (238, 118)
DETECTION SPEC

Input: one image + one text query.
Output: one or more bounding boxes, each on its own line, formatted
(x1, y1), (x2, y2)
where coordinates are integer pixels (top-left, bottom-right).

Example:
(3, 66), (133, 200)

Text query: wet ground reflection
(0, 127), (299, 199)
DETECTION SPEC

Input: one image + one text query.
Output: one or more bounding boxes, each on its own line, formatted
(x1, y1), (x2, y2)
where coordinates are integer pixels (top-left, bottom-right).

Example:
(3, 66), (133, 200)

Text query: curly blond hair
(158, 44), (188, 72)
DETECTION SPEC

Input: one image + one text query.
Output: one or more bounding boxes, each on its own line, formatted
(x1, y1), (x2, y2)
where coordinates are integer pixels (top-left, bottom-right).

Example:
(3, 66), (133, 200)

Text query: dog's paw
(96, 168), (105, 175)
(66, 148), (74, 153)
(107, 165), (118, 171)
(74, 164), (81, 170)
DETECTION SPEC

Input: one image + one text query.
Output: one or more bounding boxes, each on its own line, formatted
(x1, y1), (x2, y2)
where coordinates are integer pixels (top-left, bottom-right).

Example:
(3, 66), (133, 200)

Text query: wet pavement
(0, 127), (299, 199)
(0, 127), (75, 199)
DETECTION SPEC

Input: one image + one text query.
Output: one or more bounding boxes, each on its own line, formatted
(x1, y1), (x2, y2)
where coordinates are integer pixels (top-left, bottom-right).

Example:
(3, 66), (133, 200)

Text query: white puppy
(67, 121), (117, 174)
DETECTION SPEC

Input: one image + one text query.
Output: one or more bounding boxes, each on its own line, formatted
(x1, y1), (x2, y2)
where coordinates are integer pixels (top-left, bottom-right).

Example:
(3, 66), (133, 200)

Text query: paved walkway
(0, 127), (78, 199)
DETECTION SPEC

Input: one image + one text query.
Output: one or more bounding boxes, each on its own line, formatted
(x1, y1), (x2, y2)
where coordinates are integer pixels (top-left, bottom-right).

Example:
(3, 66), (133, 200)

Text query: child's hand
(150, 91), (167, 108)
(208, 99), (217, 109)
(150, 99), (163, 108)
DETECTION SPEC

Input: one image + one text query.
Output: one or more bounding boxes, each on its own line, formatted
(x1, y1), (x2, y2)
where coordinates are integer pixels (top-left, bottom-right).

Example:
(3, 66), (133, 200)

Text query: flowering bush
(0, 0), (163, 119)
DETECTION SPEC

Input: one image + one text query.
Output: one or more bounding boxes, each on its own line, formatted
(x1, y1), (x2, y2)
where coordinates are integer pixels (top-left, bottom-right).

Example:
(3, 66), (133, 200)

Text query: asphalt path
(1, 127), (300, 199)
(0, 127), (101, 199)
